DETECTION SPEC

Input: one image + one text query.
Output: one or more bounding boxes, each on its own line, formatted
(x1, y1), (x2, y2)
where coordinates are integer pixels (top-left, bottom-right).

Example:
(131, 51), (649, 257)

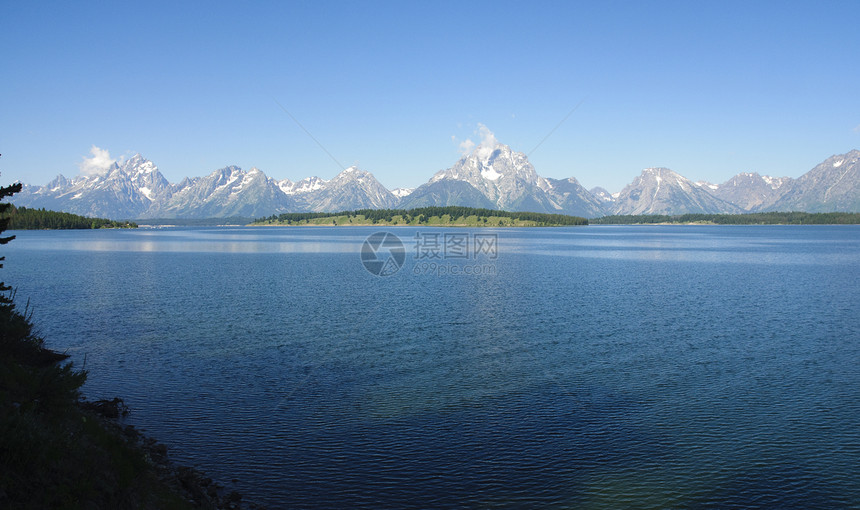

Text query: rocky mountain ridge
(12, 145), (860, 219)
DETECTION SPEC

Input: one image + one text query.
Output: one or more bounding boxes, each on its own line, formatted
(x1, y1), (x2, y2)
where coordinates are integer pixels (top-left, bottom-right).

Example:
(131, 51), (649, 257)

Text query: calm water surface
(5, 226), (860, 508)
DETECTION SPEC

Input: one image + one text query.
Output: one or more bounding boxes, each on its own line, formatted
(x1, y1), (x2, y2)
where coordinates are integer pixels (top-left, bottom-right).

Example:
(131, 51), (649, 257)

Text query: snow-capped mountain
(273, 169), (397, 211)
(278, 176), (326, 195)
(612, 167), (741, 215)
(391, 187), (414, 199)
(124, 154), (172, 202)
(704, 172), (793, 212)
(144, 166), (293, 218)
(12, 147), (860, 220)
(689, 150), (860, 213)
(299, 166), (398, 212)
(766, 150), (860, 212)
(15, 155), (171, 218)
(542, 177), (607, 218)
(589, 187), (616, 205)
(15, 156), (398, 219)
(402, 140), (606, 217)
(428, 141), (548, 208)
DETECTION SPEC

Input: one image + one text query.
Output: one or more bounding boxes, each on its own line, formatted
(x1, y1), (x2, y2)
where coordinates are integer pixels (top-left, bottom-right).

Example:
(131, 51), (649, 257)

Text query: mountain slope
(544, 177), (607, 218)
(767, 150), (860, 212)
(429, 142), (547, 209)
(13, 147), (860, 218)
(414, 141), (606, 217)
(142, 166), (293, 218)
(705, 173), (793, 212)
(15, 155), (171, 219)
(613, 167), (740, 215)
(398, 180), (497, 209)
(15, 158), (398, 219)
(303, 167), (399, 211)
(589, 187), (616, 207)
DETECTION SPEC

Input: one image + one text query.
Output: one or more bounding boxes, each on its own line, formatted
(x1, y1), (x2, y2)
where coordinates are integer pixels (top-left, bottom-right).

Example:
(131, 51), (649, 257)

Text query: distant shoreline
(590, 212), (860, 225)
(8, 208), (860, 229)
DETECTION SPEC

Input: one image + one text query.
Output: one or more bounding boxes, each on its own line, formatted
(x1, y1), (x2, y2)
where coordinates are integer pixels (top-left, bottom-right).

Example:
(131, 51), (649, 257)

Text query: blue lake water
(4, 225), (860, 508)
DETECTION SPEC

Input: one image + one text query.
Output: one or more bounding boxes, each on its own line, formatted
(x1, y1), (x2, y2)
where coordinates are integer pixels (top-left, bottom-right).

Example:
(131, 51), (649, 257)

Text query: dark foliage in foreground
(0, 180), (168, 508)
(0, 178), (259, 508)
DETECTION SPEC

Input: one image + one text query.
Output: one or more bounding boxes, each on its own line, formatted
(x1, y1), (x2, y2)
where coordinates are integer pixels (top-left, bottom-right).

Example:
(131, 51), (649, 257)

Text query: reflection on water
(4, 225), (860, 508)
(9, 225), (860, 263)
(10, 227), (367, 253)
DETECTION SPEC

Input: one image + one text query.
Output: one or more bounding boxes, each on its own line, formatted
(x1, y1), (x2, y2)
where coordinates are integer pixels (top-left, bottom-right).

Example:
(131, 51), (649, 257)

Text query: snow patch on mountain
(481, 166), (502, 181)
(391, 187), (414, 198)
(13, 143), (860, 219)
(613, 167), (740, 215)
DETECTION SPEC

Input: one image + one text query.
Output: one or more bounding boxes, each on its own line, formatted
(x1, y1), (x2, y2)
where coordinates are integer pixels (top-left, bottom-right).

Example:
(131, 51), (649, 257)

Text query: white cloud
(478, 123), (498, 147)
(475, 123), (499, 159)
(79, 145), (116, 176)
(458, 138), (476, 155)
(854, 124), (860, 133)
(452, 123), (501, 158)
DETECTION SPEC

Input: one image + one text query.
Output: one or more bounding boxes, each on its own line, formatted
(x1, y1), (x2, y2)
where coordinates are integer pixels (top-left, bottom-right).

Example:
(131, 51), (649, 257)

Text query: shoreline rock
(81, 398), (265, 510)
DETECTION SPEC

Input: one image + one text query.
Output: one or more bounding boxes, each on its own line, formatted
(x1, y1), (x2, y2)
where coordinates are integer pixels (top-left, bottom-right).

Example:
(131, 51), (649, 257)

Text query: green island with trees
(253, 208), (860, 227)
(252, 206), (589, 227)
(3, 206), (138, 229)
(591, 212), (860, 225)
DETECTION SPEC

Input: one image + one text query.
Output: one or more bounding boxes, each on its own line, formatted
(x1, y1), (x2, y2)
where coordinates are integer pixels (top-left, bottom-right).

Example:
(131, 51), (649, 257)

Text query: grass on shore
(0, 296), (196, 509)
(252, 207), (588, 227)
(0, 294), (259, 509)
(252, 213), (560, 227)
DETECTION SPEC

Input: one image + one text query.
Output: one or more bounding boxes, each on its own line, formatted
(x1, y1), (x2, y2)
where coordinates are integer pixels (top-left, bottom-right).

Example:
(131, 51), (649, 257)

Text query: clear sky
(2, 0), (859, 193)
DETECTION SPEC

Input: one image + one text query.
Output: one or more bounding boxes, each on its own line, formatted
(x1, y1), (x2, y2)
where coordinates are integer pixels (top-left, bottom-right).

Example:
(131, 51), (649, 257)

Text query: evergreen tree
(0, 176), (23, 305)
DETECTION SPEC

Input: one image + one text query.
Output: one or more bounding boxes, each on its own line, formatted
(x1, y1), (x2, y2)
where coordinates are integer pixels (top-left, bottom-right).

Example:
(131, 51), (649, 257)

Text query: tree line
(591, 212), (860, 225)
(2, 206), (138, 229)
(256, 206), (589, 226)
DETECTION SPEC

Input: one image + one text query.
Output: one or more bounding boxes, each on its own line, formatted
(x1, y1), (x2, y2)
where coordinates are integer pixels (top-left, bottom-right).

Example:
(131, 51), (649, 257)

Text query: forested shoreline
(253, 206), (589, 226)
(591, 212), (860, 225)
(4, 206), (137, 229)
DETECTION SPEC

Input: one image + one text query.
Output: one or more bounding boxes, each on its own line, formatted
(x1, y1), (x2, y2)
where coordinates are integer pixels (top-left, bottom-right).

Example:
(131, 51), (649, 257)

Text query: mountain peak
(126, 153), (147, 164)
(473, 140), (507, 162)
(338, 165), (363, 176)
(455, 123), (507, 164)
(12, 145), (860, 219)
(615, 166), (739, 215)
(827, 149), (860, 168)
(332, 166), (373, 182)
(642, 167), (676, 176)
(122, 154), (158, 176)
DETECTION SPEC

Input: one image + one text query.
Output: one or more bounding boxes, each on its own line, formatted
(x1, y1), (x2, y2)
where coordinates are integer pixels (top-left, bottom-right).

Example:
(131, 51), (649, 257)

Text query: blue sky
(2, 0), (859, 192)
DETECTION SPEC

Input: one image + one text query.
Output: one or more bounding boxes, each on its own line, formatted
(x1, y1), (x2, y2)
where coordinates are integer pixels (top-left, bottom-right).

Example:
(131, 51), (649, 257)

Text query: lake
(4, 225), (859, 508)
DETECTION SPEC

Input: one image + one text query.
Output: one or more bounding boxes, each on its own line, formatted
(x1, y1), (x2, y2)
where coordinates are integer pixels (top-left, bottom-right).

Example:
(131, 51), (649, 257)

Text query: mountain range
(12, 143), (860, 219)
